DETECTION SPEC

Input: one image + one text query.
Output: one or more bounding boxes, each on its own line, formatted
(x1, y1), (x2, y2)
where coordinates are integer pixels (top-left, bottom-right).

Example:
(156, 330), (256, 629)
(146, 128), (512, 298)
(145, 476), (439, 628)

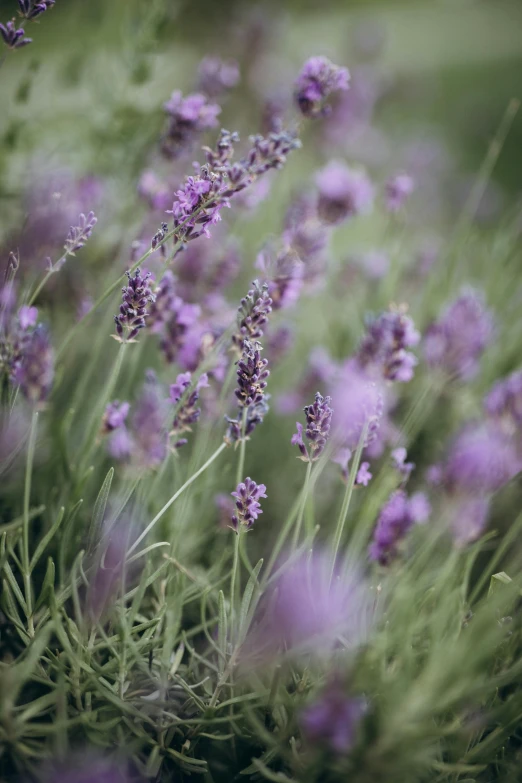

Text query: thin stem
(330, 424), (368, 585)
(26, 252), (66, 307)
(22, 408), (38, 637)
(230, 529), (241, 635)
(291, 461), (313, 551)
(126, 442), (228, 557)
(235, 408), (248, 486)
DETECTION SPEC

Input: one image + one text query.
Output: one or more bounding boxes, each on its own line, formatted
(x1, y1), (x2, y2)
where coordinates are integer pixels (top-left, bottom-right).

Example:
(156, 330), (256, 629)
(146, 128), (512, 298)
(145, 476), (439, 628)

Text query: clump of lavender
(294, 56), (350, 118)
(161, 90), (221, 159)
(132, 372), (168, 468)
(197, 56), (240, 98)
(114, 268), (155, 342)
(357, 307), (420, 382)
(424, 289), (494, 380)
(301, 680), (367, 755)
(102, 401), (130, 434)
(0, 20), (32, 49)
(384, 172), (415, 213)
(369, 489), (430, 566)
(291, 391), (333, 462)
(18, 0), (55, 20)
(102, 400), (132, 461)
(443, 422), (519, 495)
(232, 280), (272, 351)
(230, 476), (267, 531)
(148, 273), (201, 364)
(226, 340), (270, 443)
(13, 324), (54, 405)
(169, 371), (209, 449)
(316, 161), (374, 226)
(64, 211), (97, 254)
(330, 359), (384, 454)
(485, 369), (522, 436)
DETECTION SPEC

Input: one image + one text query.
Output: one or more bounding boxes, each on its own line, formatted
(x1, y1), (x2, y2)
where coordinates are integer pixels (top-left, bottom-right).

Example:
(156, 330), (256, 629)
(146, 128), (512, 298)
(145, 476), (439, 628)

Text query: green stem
(291, 461), (313, 551)
(330, 424), (368, 585)
(235, 408), (248, 486)
(126, 441), (228, 557)
(230, 529), (241, 634)
(22, 408), (38, 637)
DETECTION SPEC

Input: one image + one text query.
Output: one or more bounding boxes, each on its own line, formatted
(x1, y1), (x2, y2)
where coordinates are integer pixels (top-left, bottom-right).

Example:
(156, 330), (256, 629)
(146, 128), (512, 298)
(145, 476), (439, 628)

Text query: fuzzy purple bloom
(0, 20), (32, 49)
(132, 373), (168, 468)
(301, 681), (367, 755)
(18, 305), (38, 330)
(169, 371), (209, 448)
(197, 56), (240, 97)
(292, 391), (333, 462)
(485, 369), (522, 436)
(451, 495), (491, 547)
(102, 401), (130, 434)
(357, 308), (420, 383)
(369, 489), (430, 566)
(444, 422), (520, 494)
(316, 161), (374, 225)
(424, 289), (494, 380)
(295, 56), (350, 118)
(391, 447), (414, 482)
(18, 0), (55, 20)
(231, 476), (267, 531)
(256, 247), (304, 311)
(114, 268), (155, 342)
(232, 279), (272, 351)
(330, 359), (383, 452)
(13, 324), (53, 405)
(384, 173), (415, 213)
(41, 751), (137, 783)
(162, 90), (221, 159)
(356, 462), (372, 486)
(64, 211), (97, 254)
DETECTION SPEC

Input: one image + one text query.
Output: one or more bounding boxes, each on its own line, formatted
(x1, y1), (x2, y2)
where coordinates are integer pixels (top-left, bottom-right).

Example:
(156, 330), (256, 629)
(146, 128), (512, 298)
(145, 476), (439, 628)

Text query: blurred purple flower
(484, 369), (522, 437)
(18, 305), (38, 330)
(161, 90), (221, 158)
(291, 392), (333, 462)
(444, 422), (520, 494)
(356, 461), (372, 486)
(197, 56), (240, 97)
(316, 161), (374, 225)
(0, 20), (32, 49)
(301, 679), (367, 755)
(384, 172), (415, 213)
(353, 250), (390, 280)
(231, 476), (267, 531)
(391, 447), (414, 482)
(132, 373), (168, 468)
(424, 289), (494, 380)
(295, 56), (350, 118)
(18, 0), (55, 20)
(357, 308), (420, 383)
(42, 751), (138, 783)
(369, 489), (430, 566)
(102, 401), (130, 434)
(329, 359), (383, 452)
(13, 324), (54, 405)
(169, 371), (209, 448)
(451, 495), (491, 547)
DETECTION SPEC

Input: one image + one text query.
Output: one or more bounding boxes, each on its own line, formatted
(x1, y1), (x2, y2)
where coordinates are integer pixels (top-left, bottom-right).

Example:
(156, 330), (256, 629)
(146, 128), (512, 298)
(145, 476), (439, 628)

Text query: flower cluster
(357, 308), (420, 383)
(114, 268), (155, 342)
(424, 289), (494, 380)
(64, 211), (97, 254)
(301, 680), (367, 755)
(369, 489), (430, 566)
(316, 161), (374, 225)
(384, 172), (415, 213)
(197, 56), (240, 98)
(161, 90), (221, 159)
(148, 272), (201, 364)
(0, 20), (31, 49)
(484, 369), (522, 436)
(294, 56), (350, 118)
(169, 371), (209, 449)
(12, 324), (54, 405)
(226, 340), (270, 443)
(230, 476), (267, 531)
(292, 392), (333, 462)
(232, 279), (272, 351)
(18, 0), (55, 20)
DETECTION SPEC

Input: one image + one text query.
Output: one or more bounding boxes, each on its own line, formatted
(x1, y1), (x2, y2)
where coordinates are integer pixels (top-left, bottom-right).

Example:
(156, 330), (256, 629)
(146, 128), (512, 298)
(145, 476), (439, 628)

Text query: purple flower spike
(316, 161), (374, 225)
(64, 211), (97, 254)
(444, 422), (519, 494)
(169, 371), (209, 449)
(369, 489), (430, 566)
(485, 369), (522, 436)
(295, 56), (350, 118)
(13, 324), (54, 405)
(357, 308), (420, 383)
(18, 305), (38, 331)
(0, 20), (32, 49)
(232, 279), (272, 350)
(424, 289), (494, 380)
(226, 340), (270, 444)
(292, 392), (333, 462)
(384, 172), (415, 213)
(161, 90), (221, 159)
(114, 268), (155, 342)
(197, 56), (240, 98)
(356, 462), (372, 486)
(18, 0), (55, 20)
(231, 476), (267, 531)
(301, 680), (367, 755)
(102, 400), (130, 434)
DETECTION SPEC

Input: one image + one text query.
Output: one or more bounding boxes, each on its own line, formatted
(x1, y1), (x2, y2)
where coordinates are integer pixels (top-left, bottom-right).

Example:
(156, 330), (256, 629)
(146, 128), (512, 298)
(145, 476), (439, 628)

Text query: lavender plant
(1, 6), (522, 783)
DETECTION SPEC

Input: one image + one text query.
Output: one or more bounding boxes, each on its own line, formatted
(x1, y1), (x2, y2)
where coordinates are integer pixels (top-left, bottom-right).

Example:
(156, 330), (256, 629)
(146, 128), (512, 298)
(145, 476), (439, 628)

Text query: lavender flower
(243, 550), (376, 663)
(230, 476), (267, 531)
(232, 280), (272, 351)
(384, 173), (415, 213)
(330, 359), (383, 452)
(18, 305), (38, 330)
(64, 211), (97, 254)
(451, 495), (491, 547)
(18, 0), (55, 19)
(356, 462), (372, 486)
(0, 20), (32, 49)
(226, 340), (270, 443)
(169, 371), (209, 448)
(369, 489), (430, 566)
(148, 274), (201, 365)
(357, 308), (420, 383)
(132, 372), (168, 468)
(13, 324), (54, 405)
(151, 222), (169, 253)
(301, 680), (367, 755)
(291, 392), (333, 462)
(485, 369), (522, 436)
(444, 422), (519, 494)
(424, 289), (494, 380)
(42, 751), (137, 783)
(197, 56), (240, 98)
(316, 161), (374, 225)
(114, 268), (155, 342)
(102, 401), (130, 434)
(256, 247), (304, 311)
(161, 91), (221, 159)
(391, 447), (414, 481)
(294, 56), (350, 118)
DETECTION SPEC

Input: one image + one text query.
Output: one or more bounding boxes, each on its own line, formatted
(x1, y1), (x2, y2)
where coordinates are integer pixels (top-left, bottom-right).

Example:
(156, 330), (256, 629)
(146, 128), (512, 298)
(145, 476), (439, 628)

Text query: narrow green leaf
(30, 507), (65, 570)
(88, 467), (114, 553)
(218, 590), (227, 675)
(0, 505), (45, 537)
(34, 557), (55, 612)
(239, 558), (263, 642)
